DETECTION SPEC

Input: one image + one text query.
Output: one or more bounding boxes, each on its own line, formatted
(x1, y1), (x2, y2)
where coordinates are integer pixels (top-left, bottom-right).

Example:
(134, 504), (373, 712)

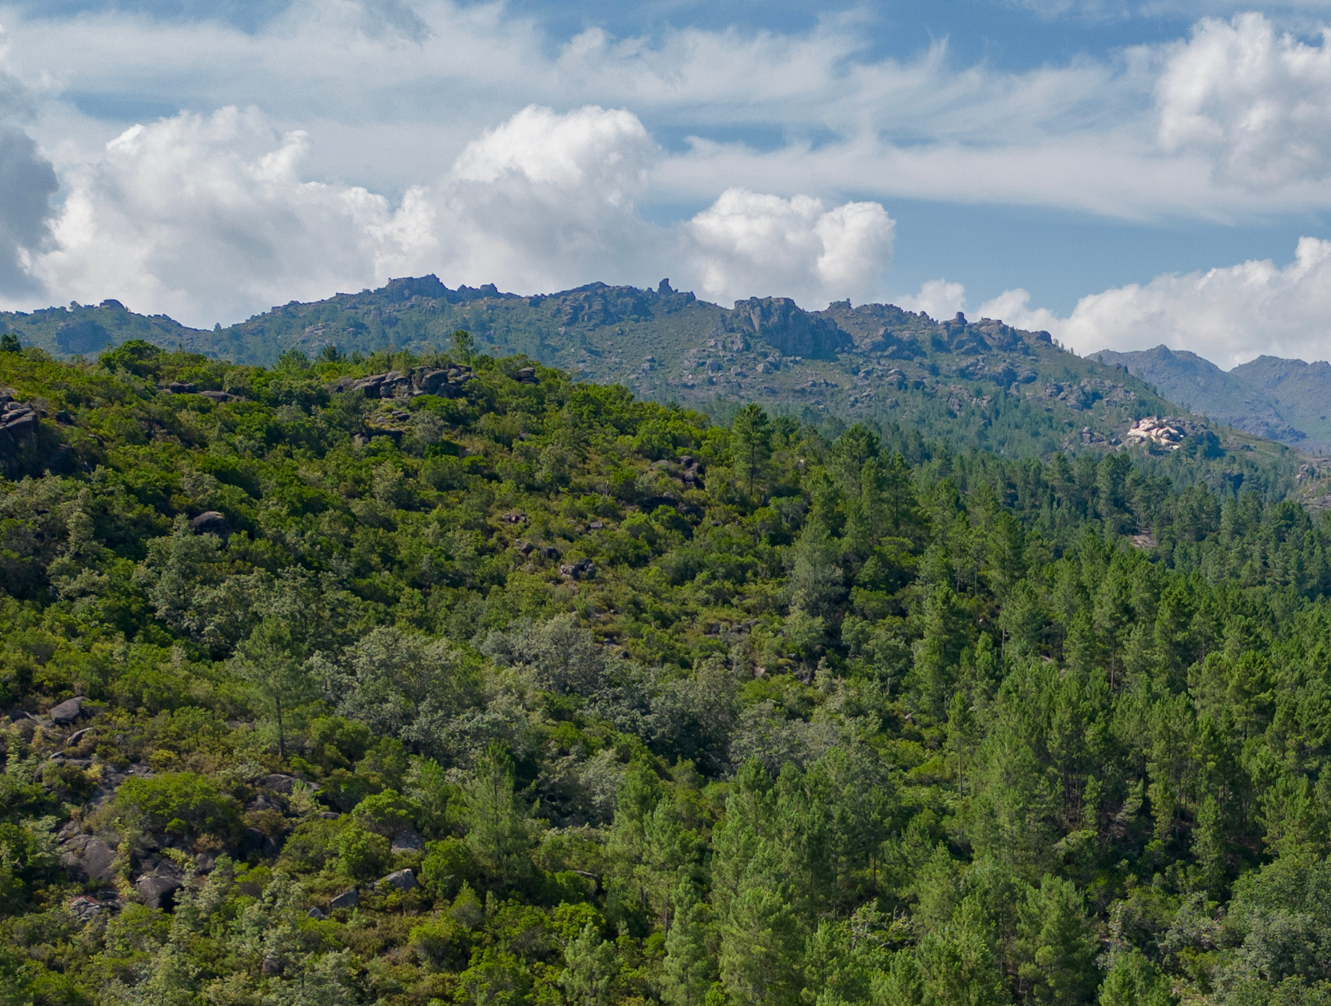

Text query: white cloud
(897, 278), (968, 320)
(1053, 236), (1331, 366)
(681, 189), (893, 308)
(975, 288), (1062, 334)
(431, 104), (660, 294)
(0, 0), (1293, 225)
(11, 103), (895, 325)
(24, 107), (430, 325)
(1157, 12), (1331, 187)
(958, 238), (1331, 369)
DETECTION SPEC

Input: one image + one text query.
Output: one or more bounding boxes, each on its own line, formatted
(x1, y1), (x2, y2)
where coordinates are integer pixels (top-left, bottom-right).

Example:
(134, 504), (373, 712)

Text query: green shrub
(113, 772), (240, 839)
(335, 824), (390, 880)
(278, 816), (347, 874)
(421, 838), (478, 900)
(410, 914), (472, 969)
(350, 788), (421, 838)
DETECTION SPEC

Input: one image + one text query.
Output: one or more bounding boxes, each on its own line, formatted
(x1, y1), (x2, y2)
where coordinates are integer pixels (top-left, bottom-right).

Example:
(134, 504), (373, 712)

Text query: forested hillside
(4, 338), (1331, 1006)
(0, 278), (1293, 466)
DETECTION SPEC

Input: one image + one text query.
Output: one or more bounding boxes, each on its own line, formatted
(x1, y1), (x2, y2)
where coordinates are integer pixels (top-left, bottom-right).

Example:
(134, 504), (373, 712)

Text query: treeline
(1, 340), (1330, 1006)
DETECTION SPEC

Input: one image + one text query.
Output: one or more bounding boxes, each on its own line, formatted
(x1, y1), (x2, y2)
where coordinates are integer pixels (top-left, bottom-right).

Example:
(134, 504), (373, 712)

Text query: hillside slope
(3, 341), (1331, 1004)
(0, 277), (1287, 467)
(1095, 345), (1331, 452)
(1231, 355), (1331, 447)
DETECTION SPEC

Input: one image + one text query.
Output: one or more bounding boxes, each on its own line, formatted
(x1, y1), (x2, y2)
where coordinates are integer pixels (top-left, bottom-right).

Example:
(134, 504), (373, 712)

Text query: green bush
(410, 914), (472, 969)
(335, 824), (390, 880)
(113, 772), (240, 839)
(421, 838), (478, 900)
(351, 788), (421, 838)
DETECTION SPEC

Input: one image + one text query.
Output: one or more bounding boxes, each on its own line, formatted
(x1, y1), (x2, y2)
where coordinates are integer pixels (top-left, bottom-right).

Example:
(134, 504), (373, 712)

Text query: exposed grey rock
(189, 511), (227, 535)
(61, 834), (116, 882)
(68, 889), (121, 922)
(378, 868), (417, 891)
(259, 773), (298, 794)
(559, 558), (595, 580)
(136, 873), (184, 910)
(307, 907), (326, 920)
(330, 887), (359, 909)
(262, 957), (285, 976)
(390, 830), (424, 855)
(48, 697), (84, 725)
(722, 296), (854, 359)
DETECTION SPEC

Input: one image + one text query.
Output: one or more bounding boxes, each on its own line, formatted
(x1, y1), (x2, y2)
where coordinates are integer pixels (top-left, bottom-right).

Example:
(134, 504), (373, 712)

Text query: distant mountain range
(0, 277), (1294, 475)
(1093, 346), (1331, 454)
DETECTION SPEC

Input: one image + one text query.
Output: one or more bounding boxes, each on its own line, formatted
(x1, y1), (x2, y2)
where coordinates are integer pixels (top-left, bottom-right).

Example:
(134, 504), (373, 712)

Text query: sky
(4, 1), (1331, 367)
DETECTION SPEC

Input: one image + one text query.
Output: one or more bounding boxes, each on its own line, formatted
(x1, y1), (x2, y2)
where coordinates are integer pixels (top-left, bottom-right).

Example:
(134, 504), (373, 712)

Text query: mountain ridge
(1094, 345), (1331, 452)
(0, 276), (1293, 477)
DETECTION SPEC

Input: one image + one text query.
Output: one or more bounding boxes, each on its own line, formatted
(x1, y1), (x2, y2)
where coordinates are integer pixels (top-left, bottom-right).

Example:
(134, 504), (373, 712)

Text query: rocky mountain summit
(0, 277), (1290, 464)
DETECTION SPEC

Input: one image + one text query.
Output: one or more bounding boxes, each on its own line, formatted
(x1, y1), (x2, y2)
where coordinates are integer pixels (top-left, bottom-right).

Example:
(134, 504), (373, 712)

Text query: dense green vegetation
(0, 278), (1297, 467)
(5, 339), (1331, 1006)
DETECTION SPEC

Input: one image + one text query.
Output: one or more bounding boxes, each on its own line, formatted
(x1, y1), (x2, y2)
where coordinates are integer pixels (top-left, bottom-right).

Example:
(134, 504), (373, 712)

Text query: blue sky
(4, 0), (1331, 366)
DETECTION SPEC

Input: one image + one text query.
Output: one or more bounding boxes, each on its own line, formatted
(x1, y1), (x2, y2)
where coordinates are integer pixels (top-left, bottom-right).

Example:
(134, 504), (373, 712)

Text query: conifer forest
(3, 336), (1331, 1006)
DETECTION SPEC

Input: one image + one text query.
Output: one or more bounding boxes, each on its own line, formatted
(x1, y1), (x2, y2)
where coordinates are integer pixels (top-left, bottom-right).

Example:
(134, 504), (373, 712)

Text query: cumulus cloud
(0, 127), (57, 295)
(1051, 237), (1331, 366)
(436, 105), (659, 293)
(13, 103), (894, 325)
(1157, 13), (1331, 187)
(25, 107), (428, 325)
(953, 239), (1331, 369)
(681, 189), (893, 308)
(897, 278), (968, 320)
(975, 288), (1063, 334)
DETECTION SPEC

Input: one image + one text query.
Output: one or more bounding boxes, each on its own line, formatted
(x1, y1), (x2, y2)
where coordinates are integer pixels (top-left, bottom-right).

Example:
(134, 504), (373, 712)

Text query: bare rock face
(331, 366), (474, 400)
(330, 887), (359, 910)
(68, 889), (122, 921)
(49, 696), (85, 725)
(189, 511), (227, 535)
(60, 834), (116, 882)
(378, 868), (417, 891)
(136, 872), (184, 910)
(722, 297), (855, 359)
(258, 774), (299, 794)
(390, 830), (424, 855)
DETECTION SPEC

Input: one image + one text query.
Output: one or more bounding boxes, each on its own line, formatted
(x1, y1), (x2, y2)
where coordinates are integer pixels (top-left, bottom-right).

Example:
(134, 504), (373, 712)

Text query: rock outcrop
(60, 834), (117, 882)
(332, 366), (475, 400)
(720, 298), (855, 359)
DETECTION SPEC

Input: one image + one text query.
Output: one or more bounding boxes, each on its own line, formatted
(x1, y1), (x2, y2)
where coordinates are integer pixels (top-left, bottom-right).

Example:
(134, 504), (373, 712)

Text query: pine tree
(459, 742), (537, 887)
(663, 877), (714, 1006)
(561, 923), (618, 1006)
